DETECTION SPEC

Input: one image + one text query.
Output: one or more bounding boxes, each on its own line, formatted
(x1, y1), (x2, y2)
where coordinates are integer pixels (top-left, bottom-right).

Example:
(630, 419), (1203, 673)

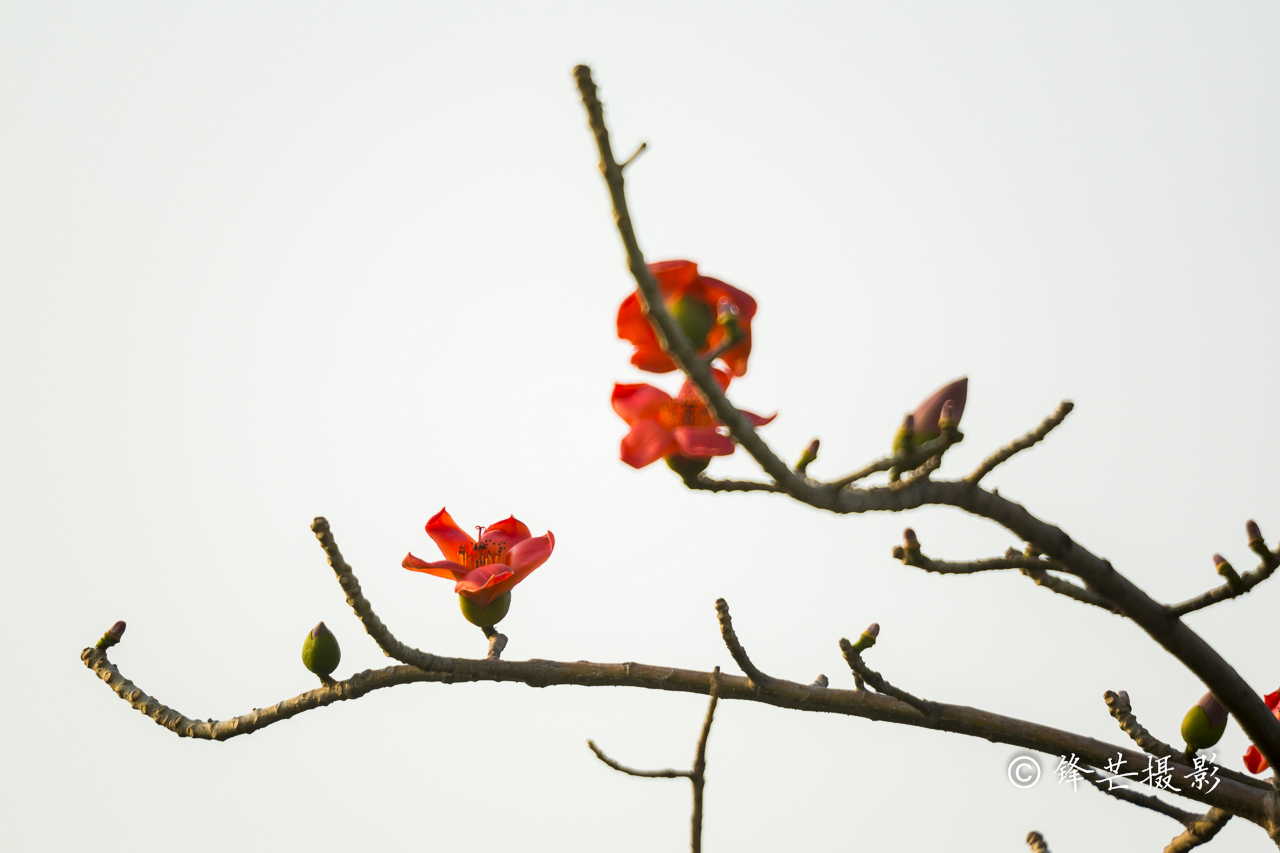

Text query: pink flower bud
(108, 621), (126, 639)
(903, 528), (919, 550)
(864, 622), (880, 638)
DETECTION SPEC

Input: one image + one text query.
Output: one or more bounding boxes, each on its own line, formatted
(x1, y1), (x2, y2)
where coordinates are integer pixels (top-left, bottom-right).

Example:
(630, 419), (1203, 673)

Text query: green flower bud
(850, 622), (880, 652)
(669, 294), (715, 351)
(1181, 692), (1229, 751)
(95, 620), (126, 651)
(460, 592), (511, 628)
(301, 621), (341, 678)
(665, 454), (711, 480)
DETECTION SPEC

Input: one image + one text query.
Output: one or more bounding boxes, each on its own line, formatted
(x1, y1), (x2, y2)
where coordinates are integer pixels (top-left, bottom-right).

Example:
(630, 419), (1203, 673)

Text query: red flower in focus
(1243, 688), (1280, 773)
(403, 508), (554, 609)
(618, 260), (757, 377)
(611, 367), (775, 469)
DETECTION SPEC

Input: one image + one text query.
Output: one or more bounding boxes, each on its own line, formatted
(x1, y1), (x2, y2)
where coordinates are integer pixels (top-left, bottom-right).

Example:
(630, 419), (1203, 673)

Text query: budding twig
(825, 431), (963, 491)
(967, 401), (1074, 485)
(839, 634), (936, 720)
(715, 599), (774, 689)
(1168, 552), (1278, 618)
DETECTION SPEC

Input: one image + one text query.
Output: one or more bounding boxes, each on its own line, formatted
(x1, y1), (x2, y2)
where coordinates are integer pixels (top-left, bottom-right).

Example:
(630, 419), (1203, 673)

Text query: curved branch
(79, 644), (1272, 824)
(684, 476), (782, 494)
(839, 638), (936, 719)
(1086, 771), (1201, 824)
(587, 740), (688, 778)
(967, 402), (1074, 485)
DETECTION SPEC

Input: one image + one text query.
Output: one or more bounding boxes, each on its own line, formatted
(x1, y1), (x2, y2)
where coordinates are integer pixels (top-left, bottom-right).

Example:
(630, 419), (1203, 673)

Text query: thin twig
(619, 141), (647, 169)
(588, 669), (721, 853)
(891, 545), (1122, 614)
(825, 432), (963, 491)
(587, 741), (688, 778)
(838, 638), (936, 719)
(690, 669), (720, 853)
(1164, 809), (1234, 853)
(1169, 554), (1279, 617)
(715, 599), (773, 689)
(1026, 830), (1052, 853)
(967, 402), (1074, 485)
(1086, 772), (1200, 824)
(683, 476), (782, 494)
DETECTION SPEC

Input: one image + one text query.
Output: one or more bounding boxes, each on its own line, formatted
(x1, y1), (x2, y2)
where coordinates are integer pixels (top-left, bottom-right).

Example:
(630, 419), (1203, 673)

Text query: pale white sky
(2, 3), (1278, 851)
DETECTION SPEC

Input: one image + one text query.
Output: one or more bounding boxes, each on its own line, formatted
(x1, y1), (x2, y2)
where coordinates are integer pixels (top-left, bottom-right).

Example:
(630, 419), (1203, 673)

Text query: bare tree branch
(967, 402), (1074, 485)
(588, 669), (721, 853)
(1086, 772), (1201, 824)
(1102, 691), (1270, 793)
(79, 641), (1272, 823)
(715, 599), (774, 689)
(1168, 553), (1279, 617)
(572, 63), (1280, 771)
(1164, 809), (1233, 853)
(824, 431), (964, 491)
(587, 741), (688, 779)
(683, 476), (783, 494)
(838, 637), (936, 720)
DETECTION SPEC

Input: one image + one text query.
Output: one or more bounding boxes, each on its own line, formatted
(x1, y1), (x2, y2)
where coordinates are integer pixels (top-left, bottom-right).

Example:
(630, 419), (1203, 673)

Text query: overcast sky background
(3, 3), (1278, 851)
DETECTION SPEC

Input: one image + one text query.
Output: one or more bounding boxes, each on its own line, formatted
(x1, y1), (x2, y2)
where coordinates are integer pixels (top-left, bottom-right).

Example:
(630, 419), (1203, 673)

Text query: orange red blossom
(618, 259), (756, 377)
(1243, 688), (1280, 773)
(611, 366), (775, 469)
(403, 508), (554, 610)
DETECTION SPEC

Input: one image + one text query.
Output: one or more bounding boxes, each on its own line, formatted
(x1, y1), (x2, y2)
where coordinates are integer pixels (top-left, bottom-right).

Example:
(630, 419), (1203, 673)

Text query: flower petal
(426, 508), (475, 565)
(617, 292), (658, 346)
(1264, 689), (1280, 712)
(1243, 744), (1270, 774)
(630, 345), (677, 374)
(621, 419), (678, 469)
(742, 409), (777, 427)
(455, 564), (516, 610)
(479, 516), (531, 556)
(403, 553), (468, 581)
(648, 259), (700, 294)
(700, 276), (757, 322)
(612, 383), (671, 425)
(485, 531), (555, 599)
(672, 426), (735, 458)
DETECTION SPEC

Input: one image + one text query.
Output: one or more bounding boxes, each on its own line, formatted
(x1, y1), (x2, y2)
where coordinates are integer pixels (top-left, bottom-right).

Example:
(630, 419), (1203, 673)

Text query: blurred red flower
(618, 259), (756, 377)
(611, 367), (774, 469)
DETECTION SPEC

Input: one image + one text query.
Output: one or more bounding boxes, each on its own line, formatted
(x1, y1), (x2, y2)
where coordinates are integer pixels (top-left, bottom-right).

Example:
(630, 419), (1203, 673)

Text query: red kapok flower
(611, 367), (775, 469)
(1242, 688), (1280, 773)
(618, 259), (757, 377)
(403, 508), (554, 611)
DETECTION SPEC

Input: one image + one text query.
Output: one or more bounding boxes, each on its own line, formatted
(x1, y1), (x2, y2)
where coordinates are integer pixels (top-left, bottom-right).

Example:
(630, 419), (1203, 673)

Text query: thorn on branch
(715, 599), (774, 689)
